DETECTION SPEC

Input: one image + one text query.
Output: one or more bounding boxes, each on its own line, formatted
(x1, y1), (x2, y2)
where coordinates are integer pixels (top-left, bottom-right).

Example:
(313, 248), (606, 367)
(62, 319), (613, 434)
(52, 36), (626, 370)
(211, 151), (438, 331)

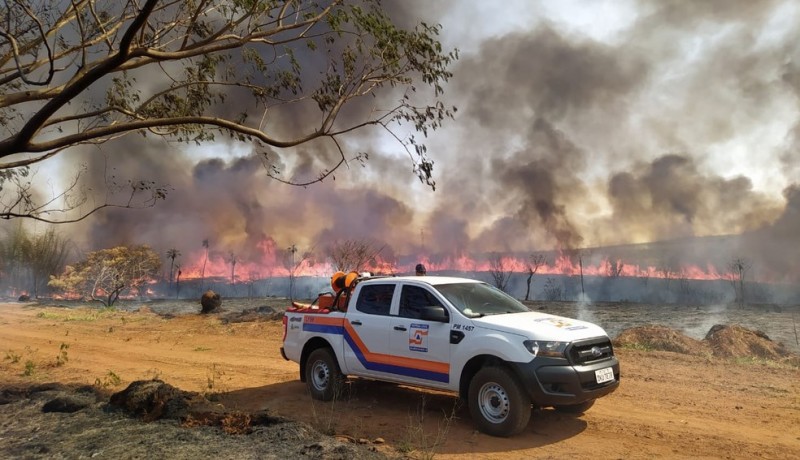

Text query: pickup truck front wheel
(468, 366), (531, 437)
(305, 348), (343, 401)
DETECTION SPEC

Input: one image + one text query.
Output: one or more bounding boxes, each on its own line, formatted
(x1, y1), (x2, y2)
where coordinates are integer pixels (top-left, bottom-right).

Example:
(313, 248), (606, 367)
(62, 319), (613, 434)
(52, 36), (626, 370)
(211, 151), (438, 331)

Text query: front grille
(567, 338), (615, 366)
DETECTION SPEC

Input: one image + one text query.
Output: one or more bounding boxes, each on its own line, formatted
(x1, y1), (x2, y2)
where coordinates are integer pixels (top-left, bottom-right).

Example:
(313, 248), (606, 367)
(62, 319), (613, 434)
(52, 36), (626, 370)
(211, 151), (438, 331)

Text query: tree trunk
(525, 271), (533, 301)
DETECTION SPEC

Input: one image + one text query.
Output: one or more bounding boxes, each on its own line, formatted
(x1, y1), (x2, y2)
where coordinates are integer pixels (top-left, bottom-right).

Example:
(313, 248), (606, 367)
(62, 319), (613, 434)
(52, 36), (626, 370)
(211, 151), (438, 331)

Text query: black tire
(305, 348), (343, 401)
(554, 399), (595, 414)
(468, 366), (531, 437)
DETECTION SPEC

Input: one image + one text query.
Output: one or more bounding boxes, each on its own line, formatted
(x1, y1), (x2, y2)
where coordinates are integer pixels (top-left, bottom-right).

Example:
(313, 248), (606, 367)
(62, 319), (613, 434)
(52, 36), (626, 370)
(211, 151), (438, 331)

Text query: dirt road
(1, 302), (798, 459)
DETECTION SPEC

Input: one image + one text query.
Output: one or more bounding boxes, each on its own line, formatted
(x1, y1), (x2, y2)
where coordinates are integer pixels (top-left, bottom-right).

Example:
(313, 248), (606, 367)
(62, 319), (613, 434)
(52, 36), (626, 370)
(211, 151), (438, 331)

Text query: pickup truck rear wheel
(305, 348), (343, 401)
(468, 366), (531, 437)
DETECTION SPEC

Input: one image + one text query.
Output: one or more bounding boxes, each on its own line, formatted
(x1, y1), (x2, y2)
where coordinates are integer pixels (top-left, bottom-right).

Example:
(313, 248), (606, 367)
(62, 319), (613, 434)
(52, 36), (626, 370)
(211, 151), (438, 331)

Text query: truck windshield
(433, 282), (529, 317)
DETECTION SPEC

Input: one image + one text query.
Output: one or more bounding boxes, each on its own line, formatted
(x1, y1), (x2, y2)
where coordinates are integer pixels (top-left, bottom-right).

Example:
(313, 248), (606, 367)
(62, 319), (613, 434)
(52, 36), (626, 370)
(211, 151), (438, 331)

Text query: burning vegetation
(47, 246), (161, 307)
(2, 221), (800, 306)
(2, 1), (800, 308)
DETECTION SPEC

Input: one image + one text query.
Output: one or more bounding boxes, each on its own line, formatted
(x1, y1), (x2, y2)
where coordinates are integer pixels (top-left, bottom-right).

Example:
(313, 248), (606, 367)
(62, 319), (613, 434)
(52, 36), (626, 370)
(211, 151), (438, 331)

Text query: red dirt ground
(1, 302), (799, 459)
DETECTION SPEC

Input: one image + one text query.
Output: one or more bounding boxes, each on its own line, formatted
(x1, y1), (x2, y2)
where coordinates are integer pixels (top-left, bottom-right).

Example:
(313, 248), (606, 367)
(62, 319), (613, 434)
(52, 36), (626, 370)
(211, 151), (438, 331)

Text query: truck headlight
(524, 340), (568, 358)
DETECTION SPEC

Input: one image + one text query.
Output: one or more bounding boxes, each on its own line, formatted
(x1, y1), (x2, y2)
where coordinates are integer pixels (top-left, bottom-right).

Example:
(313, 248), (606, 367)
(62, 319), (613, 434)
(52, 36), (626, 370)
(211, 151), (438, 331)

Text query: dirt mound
(109, 380), (288, 434)
(613, 325), (709, 356)
(109, 379), (208, 421)
(704, 324), (796, 361)
(614, 324), (800, 365)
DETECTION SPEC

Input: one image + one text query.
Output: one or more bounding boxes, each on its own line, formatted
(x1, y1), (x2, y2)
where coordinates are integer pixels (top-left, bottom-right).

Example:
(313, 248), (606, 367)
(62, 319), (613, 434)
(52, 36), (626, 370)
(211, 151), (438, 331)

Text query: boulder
(200, 290), (221, 314)
(18, 294), (30, 301)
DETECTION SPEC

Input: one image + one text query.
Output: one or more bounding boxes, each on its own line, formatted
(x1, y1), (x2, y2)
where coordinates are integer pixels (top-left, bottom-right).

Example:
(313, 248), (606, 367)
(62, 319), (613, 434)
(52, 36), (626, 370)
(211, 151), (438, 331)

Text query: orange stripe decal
(343, 322), (449, 374)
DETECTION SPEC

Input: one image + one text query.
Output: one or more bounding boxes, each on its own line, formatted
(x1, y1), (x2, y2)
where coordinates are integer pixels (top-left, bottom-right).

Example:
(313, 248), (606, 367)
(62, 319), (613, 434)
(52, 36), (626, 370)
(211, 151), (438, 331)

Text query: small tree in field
(165, 248), (180, 285)
(488, 254), (512, 293)
(726, 257), (752, 307)
(49, 245), (161, 307)
(283, 243), (312, 301)
(524, 253), (546, 301)
(228, 252), (238, 285)
(608, 259), (624, 277)
(200, 239), (209, 291)
(326, 238), (384, 272)
(543, 277), (563, 301)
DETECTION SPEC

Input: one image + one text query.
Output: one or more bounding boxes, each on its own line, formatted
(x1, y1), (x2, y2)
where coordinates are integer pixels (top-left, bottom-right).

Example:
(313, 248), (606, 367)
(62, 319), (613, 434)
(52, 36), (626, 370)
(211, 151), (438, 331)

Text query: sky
(7, 0), (800, 281)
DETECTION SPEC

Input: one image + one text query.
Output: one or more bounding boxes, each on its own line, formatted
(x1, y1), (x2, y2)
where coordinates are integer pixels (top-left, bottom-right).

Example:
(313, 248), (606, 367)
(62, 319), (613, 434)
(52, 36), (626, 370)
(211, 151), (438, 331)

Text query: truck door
(388, 283), (451, 388)
(341, 282), (398, 379)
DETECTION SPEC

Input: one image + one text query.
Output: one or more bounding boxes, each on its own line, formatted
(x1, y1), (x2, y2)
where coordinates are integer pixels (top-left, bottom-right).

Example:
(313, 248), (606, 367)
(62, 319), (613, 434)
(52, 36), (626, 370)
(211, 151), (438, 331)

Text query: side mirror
(420, 305), (449, 323)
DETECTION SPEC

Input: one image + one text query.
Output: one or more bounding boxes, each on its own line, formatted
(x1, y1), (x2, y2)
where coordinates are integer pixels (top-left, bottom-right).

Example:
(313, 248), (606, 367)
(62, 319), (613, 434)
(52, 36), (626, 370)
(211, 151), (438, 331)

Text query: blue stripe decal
(343, 331), (450, 383)
(303, 322), (449, 383)
(303, 324), (345, 335)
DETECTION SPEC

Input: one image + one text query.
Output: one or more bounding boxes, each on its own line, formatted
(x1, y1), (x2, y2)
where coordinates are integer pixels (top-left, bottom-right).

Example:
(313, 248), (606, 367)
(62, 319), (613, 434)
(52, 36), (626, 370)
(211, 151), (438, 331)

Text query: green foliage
(49, 245), (161, 307)
(0, 224), (71, 297)
(4, 350), (21, 364)
(36, 309), (115, 321)
(400, 396), (457, 459)
(0, 168), (29, 191)
(55, 342), (69, 366)
(204, 363), (229, 400)
(95, 370), (122, 388)
(23, 360), (36, 376)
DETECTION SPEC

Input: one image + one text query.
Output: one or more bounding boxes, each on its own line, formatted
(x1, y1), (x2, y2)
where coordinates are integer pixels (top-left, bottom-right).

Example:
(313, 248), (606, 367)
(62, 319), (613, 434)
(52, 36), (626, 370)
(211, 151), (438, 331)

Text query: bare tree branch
(0, 0), (457, 222)
(489, 254), (512, 293)
(326, 238), (385, 272)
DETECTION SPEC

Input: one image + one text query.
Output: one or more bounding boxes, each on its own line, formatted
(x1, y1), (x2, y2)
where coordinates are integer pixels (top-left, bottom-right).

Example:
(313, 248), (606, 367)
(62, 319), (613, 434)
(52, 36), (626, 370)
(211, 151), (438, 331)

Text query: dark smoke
(12, 1), (800, 286)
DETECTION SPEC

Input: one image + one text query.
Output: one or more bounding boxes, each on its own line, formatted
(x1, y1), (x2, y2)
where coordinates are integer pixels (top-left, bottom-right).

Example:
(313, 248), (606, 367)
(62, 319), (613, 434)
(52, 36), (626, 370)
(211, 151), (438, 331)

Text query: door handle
(350, 320), (362, 326)
(393, 326), (407, 331)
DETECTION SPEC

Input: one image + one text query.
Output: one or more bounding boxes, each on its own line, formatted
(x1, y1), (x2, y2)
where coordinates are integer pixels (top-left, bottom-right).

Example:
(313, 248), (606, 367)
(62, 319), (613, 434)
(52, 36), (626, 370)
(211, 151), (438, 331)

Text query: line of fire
(1, 229), (795, 307)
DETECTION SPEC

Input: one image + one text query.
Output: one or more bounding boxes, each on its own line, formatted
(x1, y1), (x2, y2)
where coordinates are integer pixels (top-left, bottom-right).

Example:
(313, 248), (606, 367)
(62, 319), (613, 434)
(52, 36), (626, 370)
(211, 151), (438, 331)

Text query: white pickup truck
(280, 274), (620, 437)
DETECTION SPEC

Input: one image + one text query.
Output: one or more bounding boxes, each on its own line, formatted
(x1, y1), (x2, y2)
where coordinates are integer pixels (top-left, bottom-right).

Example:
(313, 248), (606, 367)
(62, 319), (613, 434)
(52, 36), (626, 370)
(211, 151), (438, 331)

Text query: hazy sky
(11, 0), (800, 278)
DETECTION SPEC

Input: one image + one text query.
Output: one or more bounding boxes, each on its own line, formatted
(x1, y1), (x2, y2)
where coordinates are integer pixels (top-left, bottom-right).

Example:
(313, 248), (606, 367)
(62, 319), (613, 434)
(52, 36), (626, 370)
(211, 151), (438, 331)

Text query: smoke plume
(9, 0), (800, 284)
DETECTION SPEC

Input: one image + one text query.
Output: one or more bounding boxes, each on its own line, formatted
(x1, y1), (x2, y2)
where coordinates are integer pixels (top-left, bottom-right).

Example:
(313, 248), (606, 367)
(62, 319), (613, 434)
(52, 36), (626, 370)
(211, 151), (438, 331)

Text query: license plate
(595, 367), (614, 384)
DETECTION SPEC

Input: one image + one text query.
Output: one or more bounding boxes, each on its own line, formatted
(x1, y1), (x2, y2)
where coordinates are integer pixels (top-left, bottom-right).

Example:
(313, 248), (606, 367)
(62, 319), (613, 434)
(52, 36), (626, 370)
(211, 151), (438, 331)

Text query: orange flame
(173, 247), (732, 282)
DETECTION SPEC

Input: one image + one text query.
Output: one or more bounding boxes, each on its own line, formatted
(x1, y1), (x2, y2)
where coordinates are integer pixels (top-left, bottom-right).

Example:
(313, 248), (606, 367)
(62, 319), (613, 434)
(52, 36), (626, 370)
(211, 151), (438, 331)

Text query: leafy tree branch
(0, 1), (457, 218)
